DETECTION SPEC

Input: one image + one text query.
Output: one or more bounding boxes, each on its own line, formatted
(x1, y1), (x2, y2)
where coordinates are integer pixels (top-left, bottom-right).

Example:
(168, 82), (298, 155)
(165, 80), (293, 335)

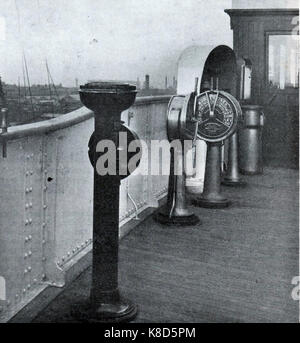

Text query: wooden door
(263, 89), (299, 169)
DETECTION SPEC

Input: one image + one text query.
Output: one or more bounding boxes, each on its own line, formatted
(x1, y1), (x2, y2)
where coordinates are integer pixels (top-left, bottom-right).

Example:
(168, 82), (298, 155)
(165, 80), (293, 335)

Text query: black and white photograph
(0, 0), (299, 328)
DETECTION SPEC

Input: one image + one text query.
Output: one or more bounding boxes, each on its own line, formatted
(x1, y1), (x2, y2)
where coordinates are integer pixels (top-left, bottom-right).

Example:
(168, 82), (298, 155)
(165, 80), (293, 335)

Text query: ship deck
(12, 167), (299, 323)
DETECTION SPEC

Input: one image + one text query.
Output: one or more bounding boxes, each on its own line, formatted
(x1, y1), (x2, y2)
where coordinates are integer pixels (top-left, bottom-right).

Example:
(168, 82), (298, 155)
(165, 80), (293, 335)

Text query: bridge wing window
(268, 34), (299, 89)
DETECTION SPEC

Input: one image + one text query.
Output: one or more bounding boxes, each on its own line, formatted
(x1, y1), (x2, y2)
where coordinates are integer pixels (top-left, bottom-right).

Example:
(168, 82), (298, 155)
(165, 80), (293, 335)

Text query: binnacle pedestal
(71, 82), (138, 323)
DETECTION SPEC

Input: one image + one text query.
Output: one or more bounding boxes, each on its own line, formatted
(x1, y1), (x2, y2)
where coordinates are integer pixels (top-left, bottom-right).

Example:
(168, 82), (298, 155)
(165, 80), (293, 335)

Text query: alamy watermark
(94, 132), (195, 176)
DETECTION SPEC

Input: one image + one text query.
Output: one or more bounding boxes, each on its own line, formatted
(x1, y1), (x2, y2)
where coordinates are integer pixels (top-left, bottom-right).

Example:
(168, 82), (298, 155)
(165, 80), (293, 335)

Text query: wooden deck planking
(30, 167), (298, 323)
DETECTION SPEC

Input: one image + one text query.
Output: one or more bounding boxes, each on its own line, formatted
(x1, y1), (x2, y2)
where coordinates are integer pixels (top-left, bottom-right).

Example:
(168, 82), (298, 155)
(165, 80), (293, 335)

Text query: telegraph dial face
(193, 90), (240, 143)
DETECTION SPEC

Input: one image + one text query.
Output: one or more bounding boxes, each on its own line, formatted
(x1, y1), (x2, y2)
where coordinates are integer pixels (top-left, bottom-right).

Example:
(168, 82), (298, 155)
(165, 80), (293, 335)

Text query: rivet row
(25, 202), (33, 209)
(25, 235), (32, 242)
(59, 239), (92, 264)
(24, 251), (32, 259)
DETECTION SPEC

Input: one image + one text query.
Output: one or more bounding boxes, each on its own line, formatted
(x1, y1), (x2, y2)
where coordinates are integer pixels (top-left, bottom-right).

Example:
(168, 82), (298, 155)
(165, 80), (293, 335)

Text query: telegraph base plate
(153, 211), (200, 226)
(192, 197), (231, 209)
(222, 179), (247, 187)
(240, 169), (262, 176)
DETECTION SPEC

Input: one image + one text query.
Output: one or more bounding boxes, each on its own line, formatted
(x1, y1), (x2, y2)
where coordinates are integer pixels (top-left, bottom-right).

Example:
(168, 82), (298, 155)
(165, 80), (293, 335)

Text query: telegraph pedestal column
(222, 132), (246, 187)
(154, 94), (200, 226)
(199, 141), (229, 207)
(192, 91), (241, 209)
(72, 82), (139, 323)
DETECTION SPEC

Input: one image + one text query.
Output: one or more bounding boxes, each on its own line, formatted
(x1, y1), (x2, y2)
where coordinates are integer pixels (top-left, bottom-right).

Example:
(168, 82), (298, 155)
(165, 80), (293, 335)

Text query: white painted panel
(0, 98), (170, 321)
(0, 276), (5, 300)
(49, 119), (94, 276)
(232, 0), (298, 8)
(177, 45), (216, 94)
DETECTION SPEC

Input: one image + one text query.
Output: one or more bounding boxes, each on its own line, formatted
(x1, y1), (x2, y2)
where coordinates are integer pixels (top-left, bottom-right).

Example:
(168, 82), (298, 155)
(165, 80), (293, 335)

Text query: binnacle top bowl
(79, 82), (137, 114)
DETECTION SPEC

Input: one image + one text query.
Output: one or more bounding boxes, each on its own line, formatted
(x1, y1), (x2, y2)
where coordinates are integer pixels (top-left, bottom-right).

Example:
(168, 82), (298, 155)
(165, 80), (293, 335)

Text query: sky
(0, 0), (233, 88)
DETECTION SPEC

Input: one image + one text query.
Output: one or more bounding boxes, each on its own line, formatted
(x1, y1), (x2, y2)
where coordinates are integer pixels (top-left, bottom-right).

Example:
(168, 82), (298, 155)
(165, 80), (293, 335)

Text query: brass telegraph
(154, 82), (200, 226)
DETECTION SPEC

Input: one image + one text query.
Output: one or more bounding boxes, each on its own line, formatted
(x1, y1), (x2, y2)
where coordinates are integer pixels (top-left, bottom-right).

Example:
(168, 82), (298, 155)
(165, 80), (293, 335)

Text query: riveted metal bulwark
(143, 110), (150, 204)
(123, 200), (148, 222)
(21, 151), (35, 304)
(40, 142), (49, 283)
(155, 186), (168, 199)
(56, 238), (93, 268)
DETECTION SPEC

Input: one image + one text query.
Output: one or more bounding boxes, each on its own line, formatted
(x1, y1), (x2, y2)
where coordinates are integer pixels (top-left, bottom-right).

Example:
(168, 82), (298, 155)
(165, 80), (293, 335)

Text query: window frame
(265, 30), (299, 91)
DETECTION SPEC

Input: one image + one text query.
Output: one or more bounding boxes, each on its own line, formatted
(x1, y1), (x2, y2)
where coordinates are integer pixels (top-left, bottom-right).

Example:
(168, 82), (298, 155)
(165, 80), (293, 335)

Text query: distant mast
(136, 77), (140, 90)
(0, 76), (7, 107)
(18, 77), (21, 111)
(144, 75), (150, 90)
(46, 59), (63, 113)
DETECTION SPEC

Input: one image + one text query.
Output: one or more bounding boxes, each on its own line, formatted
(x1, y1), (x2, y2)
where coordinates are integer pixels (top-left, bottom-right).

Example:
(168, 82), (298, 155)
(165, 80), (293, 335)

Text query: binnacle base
(71, 298), (138, 323)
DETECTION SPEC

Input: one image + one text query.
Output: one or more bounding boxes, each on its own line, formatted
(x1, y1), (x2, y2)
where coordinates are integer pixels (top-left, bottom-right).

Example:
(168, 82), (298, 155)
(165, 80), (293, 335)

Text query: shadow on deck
(12, 168), (299, 323)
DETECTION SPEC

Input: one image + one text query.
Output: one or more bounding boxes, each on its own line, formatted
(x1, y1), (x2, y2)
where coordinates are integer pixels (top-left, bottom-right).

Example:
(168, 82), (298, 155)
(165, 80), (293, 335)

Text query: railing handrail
(0, 95), (172, 141)
(133, 95), (172, 106)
